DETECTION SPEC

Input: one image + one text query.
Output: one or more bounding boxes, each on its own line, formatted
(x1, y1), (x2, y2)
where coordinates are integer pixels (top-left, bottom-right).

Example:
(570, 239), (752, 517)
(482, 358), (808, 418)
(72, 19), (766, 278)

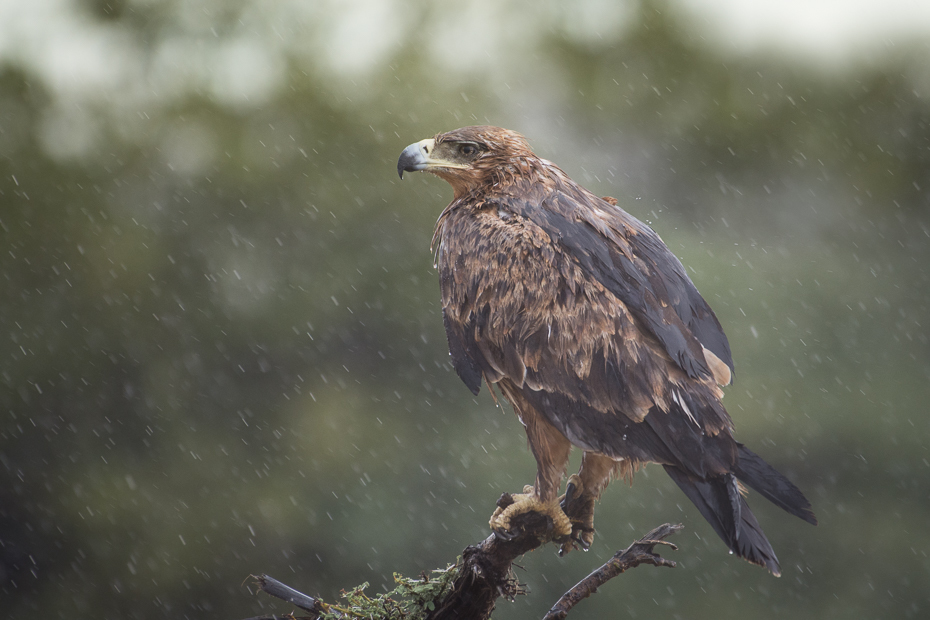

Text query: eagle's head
(397, 126), (535, 197)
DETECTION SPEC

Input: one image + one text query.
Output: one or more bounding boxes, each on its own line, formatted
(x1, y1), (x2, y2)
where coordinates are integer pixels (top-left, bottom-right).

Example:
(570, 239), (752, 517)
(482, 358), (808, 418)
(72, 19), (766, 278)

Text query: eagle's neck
(486, 155), (554, 192)
(430, 154), (559, 253)
(430, 195), (470, 256)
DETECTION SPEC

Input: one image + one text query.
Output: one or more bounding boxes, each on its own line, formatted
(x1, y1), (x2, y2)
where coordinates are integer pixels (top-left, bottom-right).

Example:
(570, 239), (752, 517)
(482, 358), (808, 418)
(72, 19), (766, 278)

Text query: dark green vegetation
(1, 1), (928, 618)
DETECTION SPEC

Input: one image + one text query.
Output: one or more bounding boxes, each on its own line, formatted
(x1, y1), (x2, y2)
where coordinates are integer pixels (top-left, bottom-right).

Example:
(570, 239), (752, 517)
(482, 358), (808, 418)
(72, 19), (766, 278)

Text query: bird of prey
(397, 125), (816, 575)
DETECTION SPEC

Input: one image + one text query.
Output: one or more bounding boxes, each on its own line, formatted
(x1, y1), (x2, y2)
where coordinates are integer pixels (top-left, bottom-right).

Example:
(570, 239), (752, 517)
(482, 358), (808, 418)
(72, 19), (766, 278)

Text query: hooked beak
(396, 138), (468, 179)
(397, 139), (433, 179)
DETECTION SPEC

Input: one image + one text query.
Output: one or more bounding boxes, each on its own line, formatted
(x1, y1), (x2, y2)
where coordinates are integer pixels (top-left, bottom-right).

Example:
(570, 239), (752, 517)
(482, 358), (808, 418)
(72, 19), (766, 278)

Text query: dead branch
(249, 573), (326, 619)
(541, 523), (683, 620)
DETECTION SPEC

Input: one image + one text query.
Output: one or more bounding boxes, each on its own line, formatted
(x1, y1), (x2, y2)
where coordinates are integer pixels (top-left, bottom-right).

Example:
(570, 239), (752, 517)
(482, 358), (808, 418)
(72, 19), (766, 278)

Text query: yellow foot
(558, 475), (597, 556)
(489, 485), (572, 542)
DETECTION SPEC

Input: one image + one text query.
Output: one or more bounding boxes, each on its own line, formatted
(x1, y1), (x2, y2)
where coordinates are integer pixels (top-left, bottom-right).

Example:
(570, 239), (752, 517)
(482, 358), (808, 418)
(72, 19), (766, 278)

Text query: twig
(541, 523), (683, 620)
(251, 574), (327, 618)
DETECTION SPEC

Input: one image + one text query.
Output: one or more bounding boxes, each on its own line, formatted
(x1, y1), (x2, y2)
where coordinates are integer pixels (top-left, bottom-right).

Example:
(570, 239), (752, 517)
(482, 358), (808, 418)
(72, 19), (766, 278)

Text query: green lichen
(316, 563), (458, 620)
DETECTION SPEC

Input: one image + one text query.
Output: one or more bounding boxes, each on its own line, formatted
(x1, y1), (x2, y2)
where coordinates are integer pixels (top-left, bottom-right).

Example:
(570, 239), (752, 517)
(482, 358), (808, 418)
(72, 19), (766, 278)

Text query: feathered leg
(489, 394), (572, 541)
(559, 452), (621, 554)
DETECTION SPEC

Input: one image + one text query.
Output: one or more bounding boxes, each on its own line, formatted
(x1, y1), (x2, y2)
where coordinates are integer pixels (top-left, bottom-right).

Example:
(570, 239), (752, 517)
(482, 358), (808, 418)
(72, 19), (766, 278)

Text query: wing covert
(496, 189), (734, 383)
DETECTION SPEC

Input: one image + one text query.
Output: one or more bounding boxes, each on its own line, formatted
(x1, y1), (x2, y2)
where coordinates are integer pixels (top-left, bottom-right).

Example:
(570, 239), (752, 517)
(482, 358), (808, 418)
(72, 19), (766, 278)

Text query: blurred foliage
(0, 1), (928, 618)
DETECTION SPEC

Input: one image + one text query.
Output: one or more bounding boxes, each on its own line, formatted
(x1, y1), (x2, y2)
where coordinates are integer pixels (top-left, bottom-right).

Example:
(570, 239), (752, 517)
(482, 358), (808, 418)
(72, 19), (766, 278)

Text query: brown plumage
(397, 126), (815, 575)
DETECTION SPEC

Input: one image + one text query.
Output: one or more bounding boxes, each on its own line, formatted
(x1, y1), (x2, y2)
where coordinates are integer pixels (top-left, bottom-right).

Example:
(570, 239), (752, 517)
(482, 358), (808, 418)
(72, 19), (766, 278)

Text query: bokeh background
(1, 1), (928, 618)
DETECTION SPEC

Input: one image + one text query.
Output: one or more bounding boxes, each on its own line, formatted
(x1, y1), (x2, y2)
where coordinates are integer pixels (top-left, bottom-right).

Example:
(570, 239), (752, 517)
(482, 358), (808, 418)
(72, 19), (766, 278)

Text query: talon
(493, 526), (519, 541)
(496, 493), (515, 510)
(574, 527), (594, 550)
(561, 475), (583, 510)
(561, 483), (576, 509)
(558, 475), (595, 555)
(489, 487), (571, 542)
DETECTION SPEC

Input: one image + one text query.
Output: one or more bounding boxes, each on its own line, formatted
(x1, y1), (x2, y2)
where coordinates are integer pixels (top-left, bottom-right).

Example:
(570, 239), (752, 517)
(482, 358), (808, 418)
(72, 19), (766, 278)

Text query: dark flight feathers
(733, 444), (818, 525)
(665, 443), (817, 576)
(441, 306), (483, 395)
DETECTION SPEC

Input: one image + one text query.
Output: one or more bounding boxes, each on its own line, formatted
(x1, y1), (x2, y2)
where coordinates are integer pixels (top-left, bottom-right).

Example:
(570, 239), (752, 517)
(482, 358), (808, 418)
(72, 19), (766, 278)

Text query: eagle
(397, 125), (816, 575)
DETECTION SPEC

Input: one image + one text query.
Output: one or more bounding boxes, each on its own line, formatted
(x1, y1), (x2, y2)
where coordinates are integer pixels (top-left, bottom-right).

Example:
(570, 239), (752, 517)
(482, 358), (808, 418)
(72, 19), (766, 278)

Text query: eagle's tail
(731, 443), (818, 526)
(663, 465), (783, 575)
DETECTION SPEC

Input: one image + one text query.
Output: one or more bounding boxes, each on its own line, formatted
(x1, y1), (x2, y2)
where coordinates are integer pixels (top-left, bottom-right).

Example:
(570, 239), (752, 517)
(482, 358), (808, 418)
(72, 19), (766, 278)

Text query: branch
(541, 523), (683, 620)
(425, 504), (554, 620)
(244, 514), (683, 620)
(249, 573), (326, 619)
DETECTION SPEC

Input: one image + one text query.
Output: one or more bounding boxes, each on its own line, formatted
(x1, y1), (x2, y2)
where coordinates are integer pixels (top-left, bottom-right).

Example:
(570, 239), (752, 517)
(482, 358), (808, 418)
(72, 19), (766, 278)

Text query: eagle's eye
(459, 143), (480, 157)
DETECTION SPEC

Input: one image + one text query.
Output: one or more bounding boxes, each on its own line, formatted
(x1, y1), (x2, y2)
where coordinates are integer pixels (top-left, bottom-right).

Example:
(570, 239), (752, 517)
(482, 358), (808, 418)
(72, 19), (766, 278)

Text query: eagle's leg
(489, 405), (572, 542)
(558, 452), (619, 555)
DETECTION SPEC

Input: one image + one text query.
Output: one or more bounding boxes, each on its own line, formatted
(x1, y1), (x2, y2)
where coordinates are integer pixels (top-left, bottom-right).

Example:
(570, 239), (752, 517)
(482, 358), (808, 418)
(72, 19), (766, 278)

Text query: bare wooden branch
(251, 573), (326, 618)
(541, 523), (683, 620)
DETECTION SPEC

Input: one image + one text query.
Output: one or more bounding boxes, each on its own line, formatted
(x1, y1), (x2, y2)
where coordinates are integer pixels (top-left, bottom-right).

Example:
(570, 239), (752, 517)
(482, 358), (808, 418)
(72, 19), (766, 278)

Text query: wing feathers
(501, 191), (731, 383)
(441, 308), (482, 395)
(436, 177), (738, 465)
(437, 193), (735, 434)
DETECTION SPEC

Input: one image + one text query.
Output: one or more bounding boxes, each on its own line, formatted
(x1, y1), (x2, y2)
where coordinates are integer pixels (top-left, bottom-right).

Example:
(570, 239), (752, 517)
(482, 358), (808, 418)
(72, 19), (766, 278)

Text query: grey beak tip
(397, 142), (427, 180)
(397, 150), (411, 180)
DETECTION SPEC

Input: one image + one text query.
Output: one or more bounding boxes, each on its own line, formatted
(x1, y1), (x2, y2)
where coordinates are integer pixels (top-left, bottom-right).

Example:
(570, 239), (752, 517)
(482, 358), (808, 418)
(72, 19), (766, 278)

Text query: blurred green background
(1, 1), (928, 618)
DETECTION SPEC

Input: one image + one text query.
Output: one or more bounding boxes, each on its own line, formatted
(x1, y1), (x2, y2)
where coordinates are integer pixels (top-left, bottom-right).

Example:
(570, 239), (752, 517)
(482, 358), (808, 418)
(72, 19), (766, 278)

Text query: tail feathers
(733, 444), (818, 525)
(664, 466), (782, 575)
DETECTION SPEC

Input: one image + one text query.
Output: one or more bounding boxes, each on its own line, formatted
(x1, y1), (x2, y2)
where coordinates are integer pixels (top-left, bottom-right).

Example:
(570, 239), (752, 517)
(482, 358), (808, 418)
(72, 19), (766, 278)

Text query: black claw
(571, 526), (594, 551)
(561, 482), (577, 510)
(496, 493), (515, 510)
(493, 527), (518, 542)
